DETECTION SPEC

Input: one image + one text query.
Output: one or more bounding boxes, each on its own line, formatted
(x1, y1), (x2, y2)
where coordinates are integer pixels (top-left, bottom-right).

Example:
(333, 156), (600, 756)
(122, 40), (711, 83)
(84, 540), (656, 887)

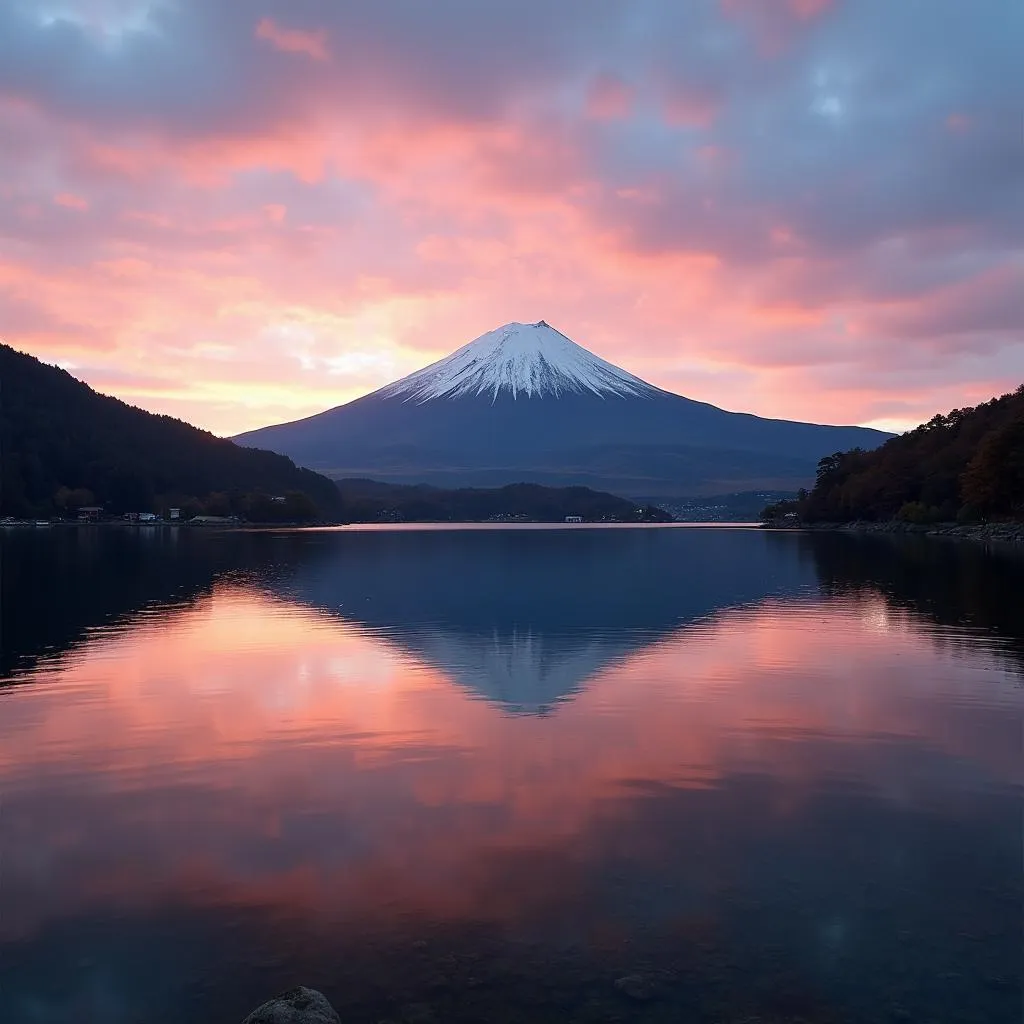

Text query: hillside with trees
(0, 343), (341, 521)
(762, 385), (1024, 524)
(336, 478), (672, 523)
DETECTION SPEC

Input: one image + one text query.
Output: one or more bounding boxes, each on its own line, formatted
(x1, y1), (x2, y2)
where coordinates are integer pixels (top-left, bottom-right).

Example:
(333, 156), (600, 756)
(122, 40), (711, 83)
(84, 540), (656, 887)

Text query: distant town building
(169, 508), (181, 520)
(564, 515), (583, 523)
(77, 506), (104, 522)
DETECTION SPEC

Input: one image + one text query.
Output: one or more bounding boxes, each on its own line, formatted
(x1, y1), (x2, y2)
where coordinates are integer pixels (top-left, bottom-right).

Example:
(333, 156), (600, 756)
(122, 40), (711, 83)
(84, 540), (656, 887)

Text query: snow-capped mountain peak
(379, 321), (660, 402)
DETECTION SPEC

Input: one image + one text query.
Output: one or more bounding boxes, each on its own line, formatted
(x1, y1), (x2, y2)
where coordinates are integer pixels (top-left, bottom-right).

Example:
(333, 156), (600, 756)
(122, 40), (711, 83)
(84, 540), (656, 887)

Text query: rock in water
(614, 974), (660, 1001)
(241, 987), (341, 1024)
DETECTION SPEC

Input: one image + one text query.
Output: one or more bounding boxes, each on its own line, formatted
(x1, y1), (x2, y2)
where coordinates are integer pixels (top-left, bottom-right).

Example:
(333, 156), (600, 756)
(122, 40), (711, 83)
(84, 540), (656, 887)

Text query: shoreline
(3, 516), (743, 531)
(1, 519), (693, 532)
(763, 520), (1024, 544)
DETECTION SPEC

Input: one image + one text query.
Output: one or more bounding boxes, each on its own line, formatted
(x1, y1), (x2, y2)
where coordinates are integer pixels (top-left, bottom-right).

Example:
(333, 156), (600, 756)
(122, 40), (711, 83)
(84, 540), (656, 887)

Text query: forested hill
(336, 478), (672, 522)
(763, 385), (1023, 524)
(0, 343), (342, 520)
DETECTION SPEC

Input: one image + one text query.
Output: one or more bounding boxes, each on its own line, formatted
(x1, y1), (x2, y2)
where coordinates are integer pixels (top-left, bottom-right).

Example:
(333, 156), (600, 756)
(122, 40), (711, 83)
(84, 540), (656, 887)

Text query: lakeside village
(2, 505), (606, 528)
(0, 503), (267, 528)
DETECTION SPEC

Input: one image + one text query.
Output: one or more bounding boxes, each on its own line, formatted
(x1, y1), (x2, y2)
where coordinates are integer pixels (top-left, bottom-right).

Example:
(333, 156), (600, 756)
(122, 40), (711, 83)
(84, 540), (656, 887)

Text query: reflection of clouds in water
(1, 529), (1021, 1024)
(0, 583), (1019, 949)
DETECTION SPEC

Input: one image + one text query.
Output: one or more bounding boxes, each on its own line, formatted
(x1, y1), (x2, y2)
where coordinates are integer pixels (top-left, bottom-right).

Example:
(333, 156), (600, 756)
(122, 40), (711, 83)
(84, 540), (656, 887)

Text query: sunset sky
(2, 0), (1021, 436)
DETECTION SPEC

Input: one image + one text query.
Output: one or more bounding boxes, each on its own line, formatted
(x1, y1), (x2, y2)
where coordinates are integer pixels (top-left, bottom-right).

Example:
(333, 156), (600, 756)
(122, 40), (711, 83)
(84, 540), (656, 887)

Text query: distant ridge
(236, 321), (893, 497)
(335, 478), (671, 522)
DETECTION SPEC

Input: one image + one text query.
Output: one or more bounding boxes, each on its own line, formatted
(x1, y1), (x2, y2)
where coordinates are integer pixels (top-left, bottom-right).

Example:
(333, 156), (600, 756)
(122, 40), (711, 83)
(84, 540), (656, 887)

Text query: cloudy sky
(1, 0), (1021, 435)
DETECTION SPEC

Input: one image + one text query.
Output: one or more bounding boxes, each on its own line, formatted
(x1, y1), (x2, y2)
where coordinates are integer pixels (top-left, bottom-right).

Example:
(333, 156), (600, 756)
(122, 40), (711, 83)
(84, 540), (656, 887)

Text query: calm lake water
(1, 525), (1021, 1024)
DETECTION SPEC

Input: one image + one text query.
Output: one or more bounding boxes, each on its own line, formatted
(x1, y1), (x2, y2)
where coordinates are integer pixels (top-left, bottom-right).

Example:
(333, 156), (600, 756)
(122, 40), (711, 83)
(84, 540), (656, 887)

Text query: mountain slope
(0, 343), (342, 518)
(236, 322), (892, 496)
(379, 320), (658, 401)
(763, 385), (1023, 523)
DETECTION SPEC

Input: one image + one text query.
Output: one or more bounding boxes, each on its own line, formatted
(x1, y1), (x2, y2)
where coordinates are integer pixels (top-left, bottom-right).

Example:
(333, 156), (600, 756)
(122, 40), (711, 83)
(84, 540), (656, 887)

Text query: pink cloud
(0, 2), (1016, 441)
(718, 0), (837, 54)
(862, 263), (1024, 340)
(3, 115), (1014, 437)
(54, 192), (89, 210)
(663, 89), (720, 128)
(585, 74), (634, 121)
(254, 17), (329, 62)
(788, 0), (834, 20)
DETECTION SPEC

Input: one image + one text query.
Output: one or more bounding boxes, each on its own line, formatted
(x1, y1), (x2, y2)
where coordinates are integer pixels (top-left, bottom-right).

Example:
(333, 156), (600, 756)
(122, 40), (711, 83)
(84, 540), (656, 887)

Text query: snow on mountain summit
(235, 318), (895, 496)
(379, 321), (660, 402)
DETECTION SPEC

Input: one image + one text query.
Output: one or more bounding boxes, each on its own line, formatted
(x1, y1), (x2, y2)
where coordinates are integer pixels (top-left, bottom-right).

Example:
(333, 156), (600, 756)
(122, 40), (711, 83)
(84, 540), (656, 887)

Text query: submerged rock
(241, 987), (341, 1024)
(613, 973), (660, 1001)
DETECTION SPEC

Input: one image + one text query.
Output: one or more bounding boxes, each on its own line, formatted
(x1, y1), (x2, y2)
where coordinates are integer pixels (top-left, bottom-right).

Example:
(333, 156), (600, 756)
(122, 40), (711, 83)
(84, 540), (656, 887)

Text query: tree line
(762, 384), (1024, 524)
(336, 478), (672, 522)
(1, 343), (340, 521)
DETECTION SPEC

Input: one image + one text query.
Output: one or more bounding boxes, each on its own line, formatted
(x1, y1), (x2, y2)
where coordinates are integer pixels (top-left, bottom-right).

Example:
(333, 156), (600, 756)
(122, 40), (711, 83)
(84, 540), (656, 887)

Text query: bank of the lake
(763, 519), (1024, 544)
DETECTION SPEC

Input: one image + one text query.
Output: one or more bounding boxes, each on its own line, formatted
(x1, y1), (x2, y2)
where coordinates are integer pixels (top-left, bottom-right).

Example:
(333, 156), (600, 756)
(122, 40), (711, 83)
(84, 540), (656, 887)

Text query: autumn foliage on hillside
(763, 385), (1024, 524)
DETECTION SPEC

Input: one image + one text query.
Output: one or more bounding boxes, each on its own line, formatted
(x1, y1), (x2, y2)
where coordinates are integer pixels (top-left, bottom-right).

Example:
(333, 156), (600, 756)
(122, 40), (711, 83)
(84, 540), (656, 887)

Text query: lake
(1, 525), (1020, 1024)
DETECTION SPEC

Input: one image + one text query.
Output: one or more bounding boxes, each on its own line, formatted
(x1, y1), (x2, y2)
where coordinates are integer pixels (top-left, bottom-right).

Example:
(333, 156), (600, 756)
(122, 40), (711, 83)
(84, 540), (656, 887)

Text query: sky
(1, 0), (1022, 436)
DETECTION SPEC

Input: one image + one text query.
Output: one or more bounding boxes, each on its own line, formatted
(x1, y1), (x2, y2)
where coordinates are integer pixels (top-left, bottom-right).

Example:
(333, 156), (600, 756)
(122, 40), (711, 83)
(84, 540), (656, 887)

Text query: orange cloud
(255, 17), (329, 62)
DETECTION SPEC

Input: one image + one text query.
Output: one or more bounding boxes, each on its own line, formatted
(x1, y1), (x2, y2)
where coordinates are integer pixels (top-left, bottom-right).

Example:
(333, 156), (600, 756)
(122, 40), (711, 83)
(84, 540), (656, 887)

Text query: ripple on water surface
(0, 526), (1020, 1023)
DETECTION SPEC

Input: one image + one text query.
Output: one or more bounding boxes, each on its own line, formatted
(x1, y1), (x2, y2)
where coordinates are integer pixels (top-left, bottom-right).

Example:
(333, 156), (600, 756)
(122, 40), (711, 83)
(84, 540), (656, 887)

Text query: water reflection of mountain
(4, 526), (819, 704)
(7, 526), (1023, 697)
(272, 528), (818, 710)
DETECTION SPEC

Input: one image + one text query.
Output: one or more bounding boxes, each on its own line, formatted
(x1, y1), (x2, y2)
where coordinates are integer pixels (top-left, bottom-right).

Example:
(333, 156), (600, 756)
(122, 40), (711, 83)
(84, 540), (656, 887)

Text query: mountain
(377, 319), (655, 401)
(235, 321), (892, 496)
(763, 384), (1024, 524)
(0, 343), (342, 519)
(335, 478), (671, 522)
